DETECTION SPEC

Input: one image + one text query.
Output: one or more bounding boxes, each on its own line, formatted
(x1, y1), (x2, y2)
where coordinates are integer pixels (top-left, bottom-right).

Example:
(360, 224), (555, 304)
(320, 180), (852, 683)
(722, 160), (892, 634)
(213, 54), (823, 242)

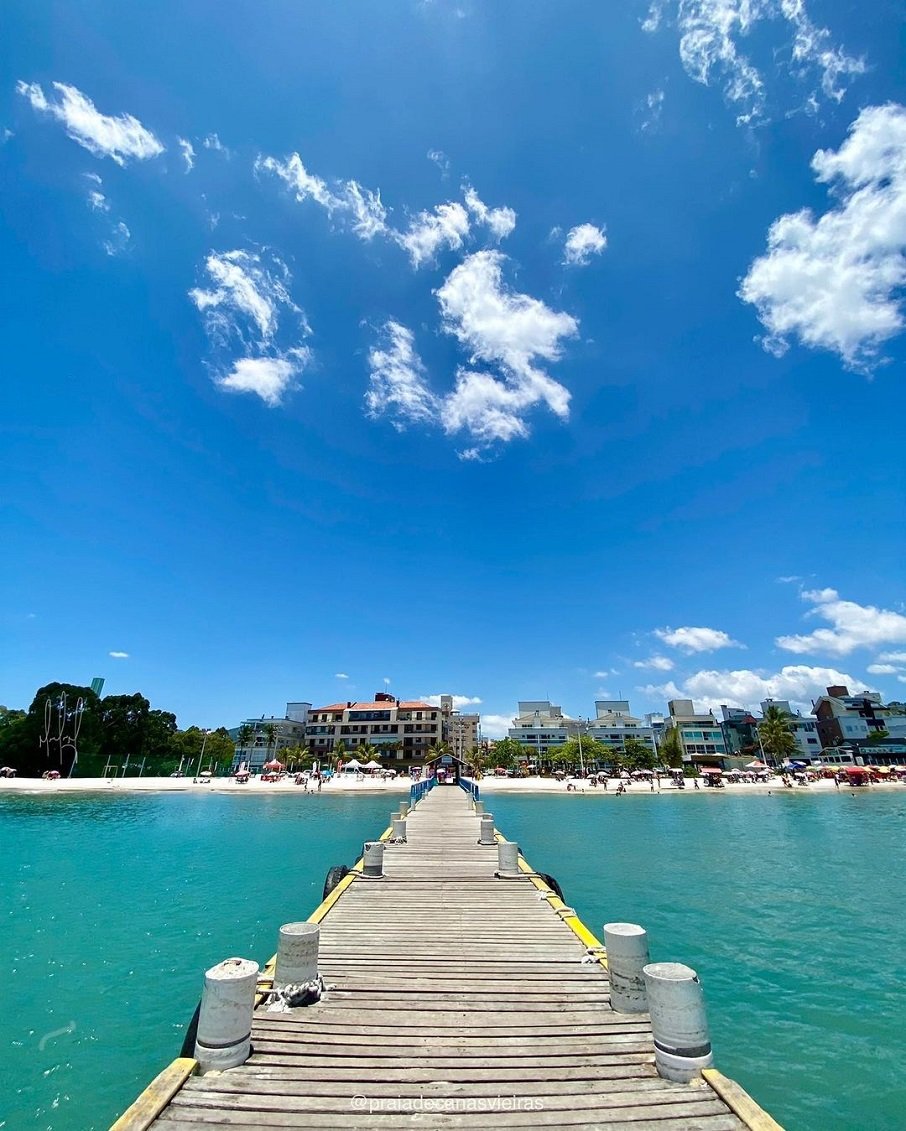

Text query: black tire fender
(323, 865), (350, 900)
(537, 872), (565, 902)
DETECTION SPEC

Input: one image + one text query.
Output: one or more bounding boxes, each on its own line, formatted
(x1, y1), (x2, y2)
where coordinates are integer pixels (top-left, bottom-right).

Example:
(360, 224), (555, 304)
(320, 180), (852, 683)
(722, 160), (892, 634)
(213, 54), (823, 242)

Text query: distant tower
(90, 677), (105, 697)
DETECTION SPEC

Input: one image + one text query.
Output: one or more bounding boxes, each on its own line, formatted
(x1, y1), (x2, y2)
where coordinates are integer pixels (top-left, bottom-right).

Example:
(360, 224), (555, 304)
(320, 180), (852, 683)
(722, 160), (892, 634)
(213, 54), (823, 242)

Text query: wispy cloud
(422, 694), (483, 708)
(17, 80), (164, 164)
(203, 132), (232, 158)
(256, 153), (388, 241)
(189, 248), (311, 406)
(109, 650), (129, 659)
(427, 148), (450, 177)
(365, 321), (438, 428)
(562, 223), (607, 266)
(335, 672), (349, 680)
(395, 202), (470, 267)
(178, 137), (196, 172)
(643, 1), (864, 125)
(633, 655), (675, 671)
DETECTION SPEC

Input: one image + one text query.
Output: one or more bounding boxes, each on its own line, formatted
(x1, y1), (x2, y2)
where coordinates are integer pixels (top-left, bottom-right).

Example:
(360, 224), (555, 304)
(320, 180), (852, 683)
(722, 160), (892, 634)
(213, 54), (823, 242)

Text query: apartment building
(304, 692), (443, 766)
(666, 699), (727, 766)
(230, 701), (311, 772)
(587, 700), (656, 756)
(440, 695), (479, 756)
(507, 699), (655, 760)
(812, 686), (905, 748)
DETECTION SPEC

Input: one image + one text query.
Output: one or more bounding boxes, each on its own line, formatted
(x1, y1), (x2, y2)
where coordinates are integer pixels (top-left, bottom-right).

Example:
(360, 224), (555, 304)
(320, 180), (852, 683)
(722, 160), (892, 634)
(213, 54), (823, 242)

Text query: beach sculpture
(39, 692), (84, 776)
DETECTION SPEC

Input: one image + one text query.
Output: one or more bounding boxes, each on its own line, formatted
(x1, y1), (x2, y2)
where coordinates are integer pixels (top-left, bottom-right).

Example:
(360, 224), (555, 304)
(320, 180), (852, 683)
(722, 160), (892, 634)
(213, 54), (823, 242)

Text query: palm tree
(263, 721), (279, 767)
(236, 724), (254, 771)
(757, 706), (797, 766)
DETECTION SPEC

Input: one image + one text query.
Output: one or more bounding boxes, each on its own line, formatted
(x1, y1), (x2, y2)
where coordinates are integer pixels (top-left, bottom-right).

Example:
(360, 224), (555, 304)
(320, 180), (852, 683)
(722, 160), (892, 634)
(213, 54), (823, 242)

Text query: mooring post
(391, 816), (407, 840)
(478, 813), (496, 845)
(497, 840), (520, 876)
(398, 801), (410, 818)
(275, 922), (320, 988)
(603, 923), (650, 1013)
(194, 957), (259, 1073)
(643, 962), (713, 1082)
(362, 840), (385, 877)
(474, 800), (485, 815)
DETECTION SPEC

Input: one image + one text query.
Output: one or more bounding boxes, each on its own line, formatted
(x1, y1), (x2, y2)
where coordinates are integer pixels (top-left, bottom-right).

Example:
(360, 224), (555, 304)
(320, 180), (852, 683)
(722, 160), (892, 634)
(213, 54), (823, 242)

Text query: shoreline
(0, 774), (903, 797)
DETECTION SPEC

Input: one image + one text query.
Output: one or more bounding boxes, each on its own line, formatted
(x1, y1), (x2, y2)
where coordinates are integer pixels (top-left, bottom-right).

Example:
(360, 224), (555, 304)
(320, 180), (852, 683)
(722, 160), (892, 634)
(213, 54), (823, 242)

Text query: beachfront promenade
(121, 786), (777, 1130)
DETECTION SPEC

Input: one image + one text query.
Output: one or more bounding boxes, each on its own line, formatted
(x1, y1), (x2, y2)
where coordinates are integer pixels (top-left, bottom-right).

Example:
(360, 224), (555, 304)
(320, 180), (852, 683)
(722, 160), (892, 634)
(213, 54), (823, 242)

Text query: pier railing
(459, 775), (480, 802)
(409, 775), (436, 806)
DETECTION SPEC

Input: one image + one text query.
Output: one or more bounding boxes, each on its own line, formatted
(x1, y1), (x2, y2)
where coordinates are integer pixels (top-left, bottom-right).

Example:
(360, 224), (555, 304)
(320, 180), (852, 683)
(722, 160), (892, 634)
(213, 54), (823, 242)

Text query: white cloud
(109, 650), (129, 659)
(190, 249), (311, 406)
(396, 201), (470, 267)
(102, 220), (131, 257)
(633, 655), (675, 671)
(427, 149), (450, 177)
(365, 321), (438, 429)
(463, 186), (517, 241)
(642, 1), (863, 124)
(87, 188), (109, 212)
(17, 80), (164, 164)
(256, 153), (388, 241)
(203, 133), (231, 157)
(640, 89), (665, 132)
(643, 663), (867, 715)
(190, 249), (299, 344)
(740, 104), (906, 371)
(436, 251), (577, 446)
(776, 588), (906, 656)
(0, 128), (12, 144)
(335, 672), (349, 680)
(178, 137), (195, 172)
(563, 223), (607, 266)
(383, 677), (392, 686)
(654, 625), (743, 653)
(878, 651), (906, 663)
(215, 351), (309, 407)
(368, 253), (579, 451)
(422, 694), (483, 708)
(481, 713), (513, 739)
(867, 664), (900, 675)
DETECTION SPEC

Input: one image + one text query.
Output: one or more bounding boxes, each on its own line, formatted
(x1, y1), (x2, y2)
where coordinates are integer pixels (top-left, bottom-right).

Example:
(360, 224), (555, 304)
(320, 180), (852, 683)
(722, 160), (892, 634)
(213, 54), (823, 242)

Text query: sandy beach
(1, 773), (902, 796)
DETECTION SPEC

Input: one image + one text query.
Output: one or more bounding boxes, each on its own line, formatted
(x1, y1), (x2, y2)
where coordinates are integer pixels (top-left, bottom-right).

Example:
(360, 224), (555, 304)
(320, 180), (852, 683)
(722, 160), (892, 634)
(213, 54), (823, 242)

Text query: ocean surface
(1, 787), (904, 1131)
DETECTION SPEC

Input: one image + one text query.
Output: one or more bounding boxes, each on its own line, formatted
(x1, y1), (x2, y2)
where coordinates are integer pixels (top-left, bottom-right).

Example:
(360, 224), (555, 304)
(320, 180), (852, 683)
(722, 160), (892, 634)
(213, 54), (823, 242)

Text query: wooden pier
(116, 784), (780, 1130)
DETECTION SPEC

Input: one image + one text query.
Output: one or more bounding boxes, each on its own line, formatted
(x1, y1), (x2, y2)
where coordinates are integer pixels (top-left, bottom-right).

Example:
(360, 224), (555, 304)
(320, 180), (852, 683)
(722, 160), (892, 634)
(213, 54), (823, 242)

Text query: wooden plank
(110, 1058), (196, 1131)
(702, 1069), (785, 1131)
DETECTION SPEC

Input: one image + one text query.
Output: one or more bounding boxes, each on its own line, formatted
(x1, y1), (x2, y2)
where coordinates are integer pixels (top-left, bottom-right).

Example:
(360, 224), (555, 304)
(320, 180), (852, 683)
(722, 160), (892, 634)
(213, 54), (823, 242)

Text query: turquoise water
(1, 789), (904, 1131)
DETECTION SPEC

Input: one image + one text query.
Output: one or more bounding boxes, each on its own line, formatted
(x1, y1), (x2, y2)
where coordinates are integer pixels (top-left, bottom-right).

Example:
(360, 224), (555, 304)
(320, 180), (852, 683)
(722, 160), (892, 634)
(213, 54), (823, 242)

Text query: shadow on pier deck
(120, 786), (780, 1130)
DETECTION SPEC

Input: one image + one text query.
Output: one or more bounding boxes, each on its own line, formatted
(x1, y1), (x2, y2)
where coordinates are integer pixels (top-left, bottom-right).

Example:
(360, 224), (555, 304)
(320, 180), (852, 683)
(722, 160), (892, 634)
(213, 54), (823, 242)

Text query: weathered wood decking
(146, 787), (766, 1129)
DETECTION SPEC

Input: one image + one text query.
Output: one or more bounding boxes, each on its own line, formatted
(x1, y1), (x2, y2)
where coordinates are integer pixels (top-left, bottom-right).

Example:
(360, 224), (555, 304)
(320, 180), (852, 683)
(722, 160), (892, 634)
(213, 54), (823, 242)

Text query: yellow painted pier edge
(110, 802), (783, 1130)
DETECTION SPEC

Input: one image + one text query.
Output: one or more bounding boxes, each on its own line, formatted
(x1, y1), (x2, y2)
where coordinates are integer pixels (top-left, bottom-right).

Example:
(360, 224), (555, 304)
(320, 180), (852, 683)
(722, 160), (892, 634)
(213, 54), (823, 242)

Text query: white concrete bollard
(194, 957), (259, 1073)
(643, 962), (713, 1082)
(392, 817), (407, 840)
(478, 814), (496, 845)
(603, 923), (650, 1014)
(474, 801), (485, 815)
(275, 922), (319, 989)
(362, 840), (384, 877)
(497, 840), (520, 875)
(398, 802), (410, 818)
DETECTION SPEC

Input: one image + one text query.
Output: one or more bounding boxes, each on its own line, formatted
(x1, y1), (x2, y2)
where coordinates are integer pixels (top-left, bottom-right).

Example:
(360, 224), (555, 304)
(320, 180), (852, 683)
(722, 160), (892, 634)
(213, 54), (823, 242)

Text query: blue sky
(2, 0), (905, 736)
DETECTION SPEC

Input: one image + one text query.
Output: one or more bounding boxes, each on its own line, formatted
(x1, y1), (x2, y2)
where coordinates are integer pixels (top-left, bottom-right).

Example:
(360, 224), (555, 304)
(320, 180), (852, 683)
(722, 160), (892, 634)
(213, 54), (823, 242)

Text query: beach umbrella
(745, 760), (767, 769)
(344, 758), (363, 770)
(263, 758), (284, 770)
(699, 767), (723, 774)
(363, 759), (382, 770)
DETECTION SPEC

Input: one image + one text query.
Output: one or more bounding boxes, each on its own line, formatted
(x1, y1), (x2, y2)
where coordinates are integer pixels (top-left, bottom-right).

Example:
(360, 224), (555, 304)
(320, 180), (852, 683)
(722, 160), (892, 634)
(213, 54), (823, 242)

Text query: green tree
(757, 707), (797, 765)
(866, 728), (891, 745)
(263, 722), (279, 764)
(555, 735), (609, 771)
(659, 727), (684, 769)
(4, 683), (103, 776)
(488, 737), (530, 768)
(622, 735), (657, 770)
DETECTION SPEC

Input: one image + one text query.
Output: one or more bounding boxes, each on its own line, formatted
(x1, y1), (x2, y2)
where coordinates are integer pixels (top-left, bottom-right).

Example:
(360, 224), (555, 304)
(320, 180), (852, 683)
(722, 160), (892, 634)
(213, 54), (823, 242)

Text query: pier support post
(643, 962), (713, 1082)
(194, 957), (258, 1073)
(474, 801), (485, 815)
(603, 923), (650, 1014)
(478, 814), (496, 845)
(497, 841), (520, 876)
(362, 840), (384, 877)
(398, 802), (410, 818)
(275, 922), (320, 988)
(391, 817), (407, 840)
